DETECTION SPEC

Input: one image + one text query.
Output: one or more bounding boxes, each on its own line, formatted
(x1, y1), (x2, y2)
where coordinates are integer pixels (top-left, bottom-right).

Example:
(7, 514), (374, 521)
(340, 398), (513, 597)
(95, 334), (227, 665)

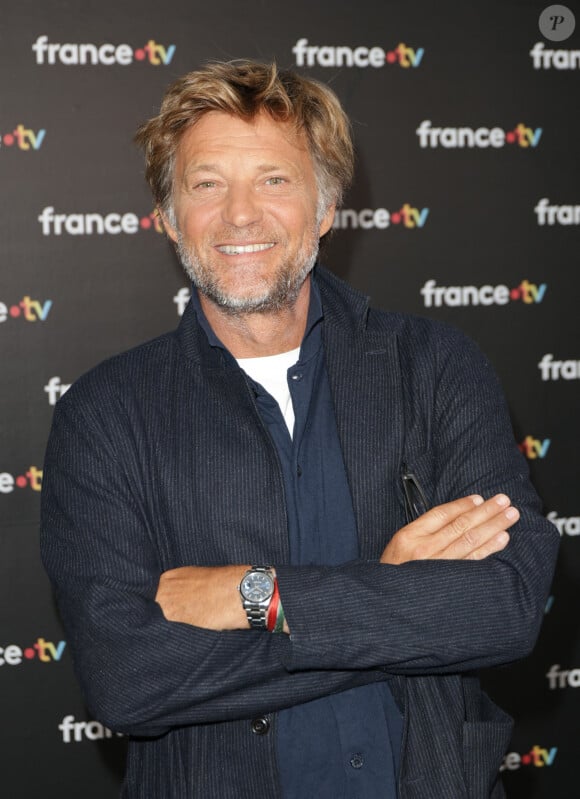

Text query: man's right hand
(380, 494), (519, 565)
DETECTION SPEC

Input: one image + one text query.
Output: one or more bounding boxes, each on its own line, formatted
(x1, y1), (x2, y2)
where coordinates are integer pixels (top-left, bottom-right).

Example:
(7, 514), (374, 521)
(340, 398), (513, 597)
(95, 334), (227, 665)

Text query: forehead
(174, 110), (313, 170)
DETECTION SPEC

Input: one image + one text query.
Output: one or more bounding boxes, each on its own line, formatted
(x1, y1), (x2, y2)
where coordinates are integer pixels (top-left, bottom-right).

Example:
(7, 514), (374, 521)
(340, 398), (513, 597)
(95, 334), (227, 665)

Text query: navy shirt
(191, 278), (402, 798)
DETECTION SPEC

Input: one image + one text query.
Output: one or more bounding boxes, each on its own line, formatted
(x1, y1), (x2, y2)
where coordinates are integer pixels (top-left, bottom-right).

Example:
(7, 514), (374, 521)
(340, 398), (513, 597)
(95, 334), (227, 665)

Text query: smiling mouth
(216, 243), (275, 255)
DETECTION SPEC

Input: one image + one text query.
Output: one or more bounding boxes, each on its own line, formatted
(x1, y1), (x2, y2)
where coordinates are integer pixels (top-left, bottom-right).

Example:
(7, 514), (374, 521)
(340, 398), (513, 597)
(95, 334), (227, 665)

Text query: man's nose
(221, 182), (263, 228)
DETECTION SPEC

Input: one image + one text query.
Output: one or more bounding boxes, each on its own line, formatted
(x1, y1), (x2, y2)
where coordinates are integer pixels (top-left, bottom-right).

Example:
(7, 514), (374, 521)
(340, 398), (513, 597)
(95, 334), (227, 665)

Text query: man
(40, 61), (559, 798)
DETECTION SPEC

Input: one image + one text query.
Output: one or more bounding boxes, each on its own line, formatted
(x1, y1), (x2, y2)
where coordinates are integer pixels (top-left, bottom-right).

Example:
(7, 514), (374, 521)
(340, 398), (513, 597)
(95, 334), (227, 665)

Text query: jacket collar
(175, 264), (372, 365)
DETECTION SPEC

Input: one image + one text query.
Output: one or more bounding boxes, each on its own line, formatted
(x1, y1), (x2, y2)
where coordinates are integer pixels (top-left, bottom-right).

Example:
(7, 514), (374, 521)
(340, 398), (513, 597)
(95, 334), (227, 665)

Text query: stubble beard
(175, 225), (321, 316)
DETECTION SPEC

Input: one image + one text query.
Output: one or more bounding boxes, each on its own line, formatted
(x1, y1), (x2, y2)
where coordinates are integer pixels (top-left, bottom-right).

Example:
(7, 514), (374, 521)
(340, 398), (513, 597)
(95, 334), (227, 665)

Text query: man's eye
(194, 181), (216, 189)
(265, 177), (285, 185)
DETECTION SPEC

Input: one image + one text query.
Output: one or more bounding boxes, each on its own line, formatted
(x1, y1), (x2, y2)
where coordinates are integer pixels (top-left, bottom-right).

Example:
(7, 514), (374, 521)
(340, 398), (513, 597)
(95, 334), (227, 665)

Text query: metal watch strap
(245, 605), (269, 629)
(241, 566), (274, 630)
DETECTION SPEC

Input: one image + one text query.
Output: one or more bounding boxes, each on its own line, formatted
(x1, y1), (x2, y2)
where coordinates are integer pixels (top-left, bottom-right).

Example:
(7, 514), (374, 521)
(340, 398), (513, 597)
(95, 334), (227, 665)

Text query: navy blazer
(40, 267), (559, 798)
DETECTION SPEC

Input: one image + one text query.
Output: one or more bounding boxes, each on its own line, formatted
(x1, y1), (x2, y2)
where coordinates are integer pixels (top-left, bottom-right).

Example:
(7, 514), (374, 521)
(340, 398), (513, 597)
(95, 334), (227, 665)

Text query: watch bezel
(240, 569), (275, 603)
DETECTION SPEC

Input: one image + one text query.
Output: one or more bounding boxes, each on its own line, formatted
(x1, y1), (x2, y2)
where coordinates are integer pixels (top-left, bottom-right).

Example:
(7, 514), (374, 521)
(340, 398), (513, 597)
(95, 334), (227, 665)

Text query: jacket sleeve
(275, 324), (560, 675)
(40, 395), (388, 737)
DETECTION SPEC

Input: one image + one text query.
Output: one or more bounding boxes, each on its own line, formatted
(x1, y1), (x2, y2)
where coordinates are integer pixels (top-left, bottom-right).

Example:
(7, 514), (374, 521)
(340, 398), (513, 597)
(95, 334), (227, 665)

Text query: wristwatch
(239, 566), (275, 629)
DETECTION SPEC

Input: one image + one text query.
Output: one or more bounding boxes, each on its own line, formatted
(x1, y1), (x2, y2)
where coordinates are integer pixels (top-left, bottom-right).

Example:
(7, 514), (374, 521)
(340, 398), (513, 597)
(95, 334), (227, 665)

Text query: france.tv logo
(292, 38), (424, 68)
(0, 637), (66, 667)
(0, 466), (43, 493)
(333, 204), (429, 230)
(38, 207), (164, 236)
(518, 436), (550, 459)
(420, 279), (547, 308)
(32, 35), (175, 66)
(0, 296), (52, 322)
(0, 124), (45, 151)
(416, 120), (542, 148)
(501, 745), (557, 771)
(59, 715), (124, 744)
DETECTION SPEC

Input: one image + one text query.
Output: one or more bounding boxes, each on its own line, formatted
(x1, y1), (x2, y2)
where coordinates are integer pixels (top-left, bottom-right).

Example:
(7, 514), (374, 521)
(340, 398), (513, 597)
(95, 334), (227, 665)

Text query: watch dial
(241, 572), (274, 602)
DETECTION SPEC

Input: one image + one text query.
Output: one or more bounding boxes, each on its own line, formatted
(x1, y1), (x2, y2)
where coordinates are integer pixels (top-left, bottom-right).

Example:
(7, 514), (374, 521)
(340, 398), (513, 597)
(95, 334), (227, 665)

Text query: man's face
(162, 111), (335, 313)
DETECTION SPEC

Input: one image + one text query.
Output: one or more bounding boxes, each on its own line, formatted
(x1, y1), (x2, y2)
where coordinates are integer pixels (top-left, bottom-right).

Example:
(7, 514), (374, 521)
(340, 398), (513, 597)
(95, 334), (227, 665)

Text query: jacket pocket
(462, 689), (512, 799)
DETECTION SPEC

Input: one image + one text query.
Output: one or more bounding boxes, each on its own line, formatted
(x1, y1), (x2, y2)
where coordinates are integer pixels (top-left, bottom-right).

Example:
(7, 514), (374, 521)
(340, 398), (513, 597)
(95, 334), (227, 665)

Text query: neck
(199, 278), (311, 358)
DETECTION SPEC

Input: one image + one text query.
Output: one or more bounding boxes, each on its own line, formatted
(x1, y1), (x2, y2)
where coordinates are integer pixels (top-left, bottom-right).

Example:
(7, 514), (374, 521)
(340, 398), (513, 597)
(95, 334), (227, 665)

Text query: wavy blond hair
(134, 60), (354, 220)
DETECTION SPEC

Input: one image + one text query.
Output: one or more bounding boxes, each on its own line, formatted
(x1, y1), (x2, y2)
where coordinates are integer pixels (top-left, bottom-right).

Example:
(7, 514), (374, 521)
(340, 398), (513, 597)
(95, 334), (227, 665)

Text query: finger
(417, 494), (515, 552)
(436, 503), (520, 559)
(465, 531), (510, 561)
(405, 494), (486, 537)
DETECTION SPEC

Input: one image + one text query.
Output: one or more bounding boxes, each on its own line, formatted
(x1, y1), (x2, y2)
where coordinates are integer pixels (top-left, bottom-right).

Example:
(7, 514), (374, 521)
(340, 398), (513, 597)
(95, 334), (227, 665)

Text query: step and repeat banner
(1, 1), (578, 796)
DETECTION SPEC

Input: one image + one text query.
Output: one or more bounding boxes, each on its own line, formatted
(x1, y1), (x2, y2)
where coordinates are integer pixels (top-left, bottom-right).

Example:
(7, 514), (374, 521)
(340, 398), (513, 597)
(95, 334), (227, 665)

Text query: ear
(159, 209), (178, 243)
(318, 204), (336, 238)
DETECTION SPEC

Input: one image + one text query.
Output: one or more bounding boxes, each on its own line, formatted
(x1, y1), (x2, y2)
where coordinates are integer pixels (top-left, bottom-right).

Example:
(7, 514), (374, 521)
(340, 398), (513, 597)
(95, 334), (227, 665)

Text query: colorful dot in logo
(386, 51), (397, 64)
(521, 754), (532, 765)
(9, 305), (21, 317)
(139, 213), (158, 230)
(134, 49), (146, 61)
(15, 476), (28, 488)
(391, 212), (401, 224)
(2, 132), (15, 146)
(510, 287), (521, 300)
(23, 648), (36, 659)
(505, 131), (516, 144)
(139, 211), (162, 232)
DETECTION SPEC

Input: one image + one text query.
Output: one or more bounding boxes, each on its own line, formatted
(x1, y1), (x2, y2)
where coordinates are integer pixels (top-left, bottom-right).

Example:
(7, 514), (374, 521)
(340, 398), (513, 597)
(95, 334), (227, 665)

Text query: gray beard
(176, 230), (320, 316)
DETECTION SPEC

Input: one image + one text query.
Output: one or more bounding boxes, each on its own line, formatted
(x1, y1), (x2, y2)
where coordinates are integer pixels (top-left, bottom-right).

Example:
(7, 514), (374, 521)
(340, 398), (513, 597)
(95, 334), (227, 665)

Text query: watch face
(241, 571), (274, 603)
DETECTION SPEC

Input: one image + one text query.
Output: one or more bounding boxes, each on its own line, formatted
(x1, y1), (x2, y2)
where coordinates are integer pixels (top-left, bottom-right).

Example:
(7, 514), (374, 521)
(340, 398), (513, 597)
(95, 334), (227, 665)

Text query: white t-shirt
(236, 347), (300, 437)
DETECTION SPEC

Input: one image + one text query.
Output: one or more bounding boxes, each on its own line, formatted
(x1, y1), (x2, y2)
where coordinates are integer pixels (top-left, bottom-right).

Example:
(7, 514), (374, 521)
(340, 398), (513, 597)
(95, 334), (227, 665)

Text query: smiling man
(40, 61), (558, 798)
(164, 109), (335, 355)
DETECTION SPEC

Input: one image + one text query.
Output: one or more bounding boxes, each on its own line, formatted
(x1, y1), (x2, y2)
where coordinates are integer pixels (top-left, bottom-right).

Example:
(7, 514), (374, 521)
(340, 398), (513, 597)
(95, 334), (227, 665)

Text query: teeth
(217, 243), (274, 254)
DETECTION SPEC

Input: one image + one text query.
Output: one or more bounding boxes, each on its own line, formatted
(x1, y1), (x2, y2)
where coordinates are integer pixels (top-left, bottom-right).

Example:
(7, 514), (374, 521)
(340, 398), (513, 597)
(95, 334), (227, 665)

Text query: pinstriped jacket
(40, 266), (559, 798)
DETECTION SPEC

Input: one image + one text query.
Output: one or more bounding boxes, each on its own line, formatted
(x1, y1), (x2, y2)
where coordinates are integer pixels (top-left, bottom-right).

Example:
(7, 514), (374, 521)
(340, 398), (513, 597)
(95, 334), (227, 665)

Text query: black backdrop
(1, 1), (578, 796)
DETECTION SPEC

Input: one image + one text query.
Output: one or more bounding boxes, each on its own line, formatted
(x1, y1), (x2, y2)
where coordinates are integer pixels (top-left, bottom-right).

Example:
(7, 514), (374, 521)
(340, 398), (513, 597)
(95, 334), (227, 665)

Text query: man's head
(135, 61), (353, 314)
(135, 60), (354, 223)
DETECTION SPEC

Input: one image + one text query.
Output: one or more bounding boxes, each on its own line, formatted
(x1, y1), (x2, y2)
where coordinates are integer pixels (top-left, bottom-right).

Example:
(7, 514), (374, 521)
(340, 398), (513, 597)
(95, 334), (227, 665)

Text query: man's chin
(181, 250), (316, 314)
(203, 290), (290, 315)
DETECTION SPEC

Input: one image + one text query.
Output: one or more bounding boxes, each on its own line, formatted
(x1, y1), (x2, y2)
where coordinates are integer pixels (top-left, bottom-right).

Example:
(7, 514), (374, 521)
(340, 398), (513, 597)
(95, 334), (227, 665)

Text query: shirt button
(296, 465), (303, 477)
(250, 716), (270, 735)
(290, 373), (303, 381)
(350, 753), (364, 769)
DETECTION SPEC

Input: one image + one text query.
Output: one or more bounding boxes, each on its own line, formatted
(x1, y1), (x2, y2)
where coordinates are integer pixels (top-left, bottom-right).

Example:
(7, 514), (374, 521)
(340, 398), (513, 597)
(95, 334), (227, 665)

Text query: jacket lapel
(318, 272), (405, 559)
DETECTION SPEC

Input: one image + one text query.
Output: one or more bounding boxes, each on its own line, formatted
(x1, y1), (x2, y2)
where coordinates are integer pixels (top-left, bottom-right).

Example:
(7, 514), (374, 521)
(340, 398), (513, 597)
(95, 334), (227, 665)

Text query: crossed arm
(40, 332), (558, 736)
(156, 492), (519, 632)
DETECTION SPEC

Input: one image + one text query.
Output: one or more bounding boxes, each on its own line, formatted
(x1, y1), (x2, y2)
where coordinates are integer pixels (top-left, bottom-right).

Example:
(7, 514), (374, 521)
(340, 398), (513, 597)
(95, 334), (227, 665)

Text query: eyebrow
(255, 164), (288, 173)
(183, 162), (293, 178)
(183, 163), (220, 177)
